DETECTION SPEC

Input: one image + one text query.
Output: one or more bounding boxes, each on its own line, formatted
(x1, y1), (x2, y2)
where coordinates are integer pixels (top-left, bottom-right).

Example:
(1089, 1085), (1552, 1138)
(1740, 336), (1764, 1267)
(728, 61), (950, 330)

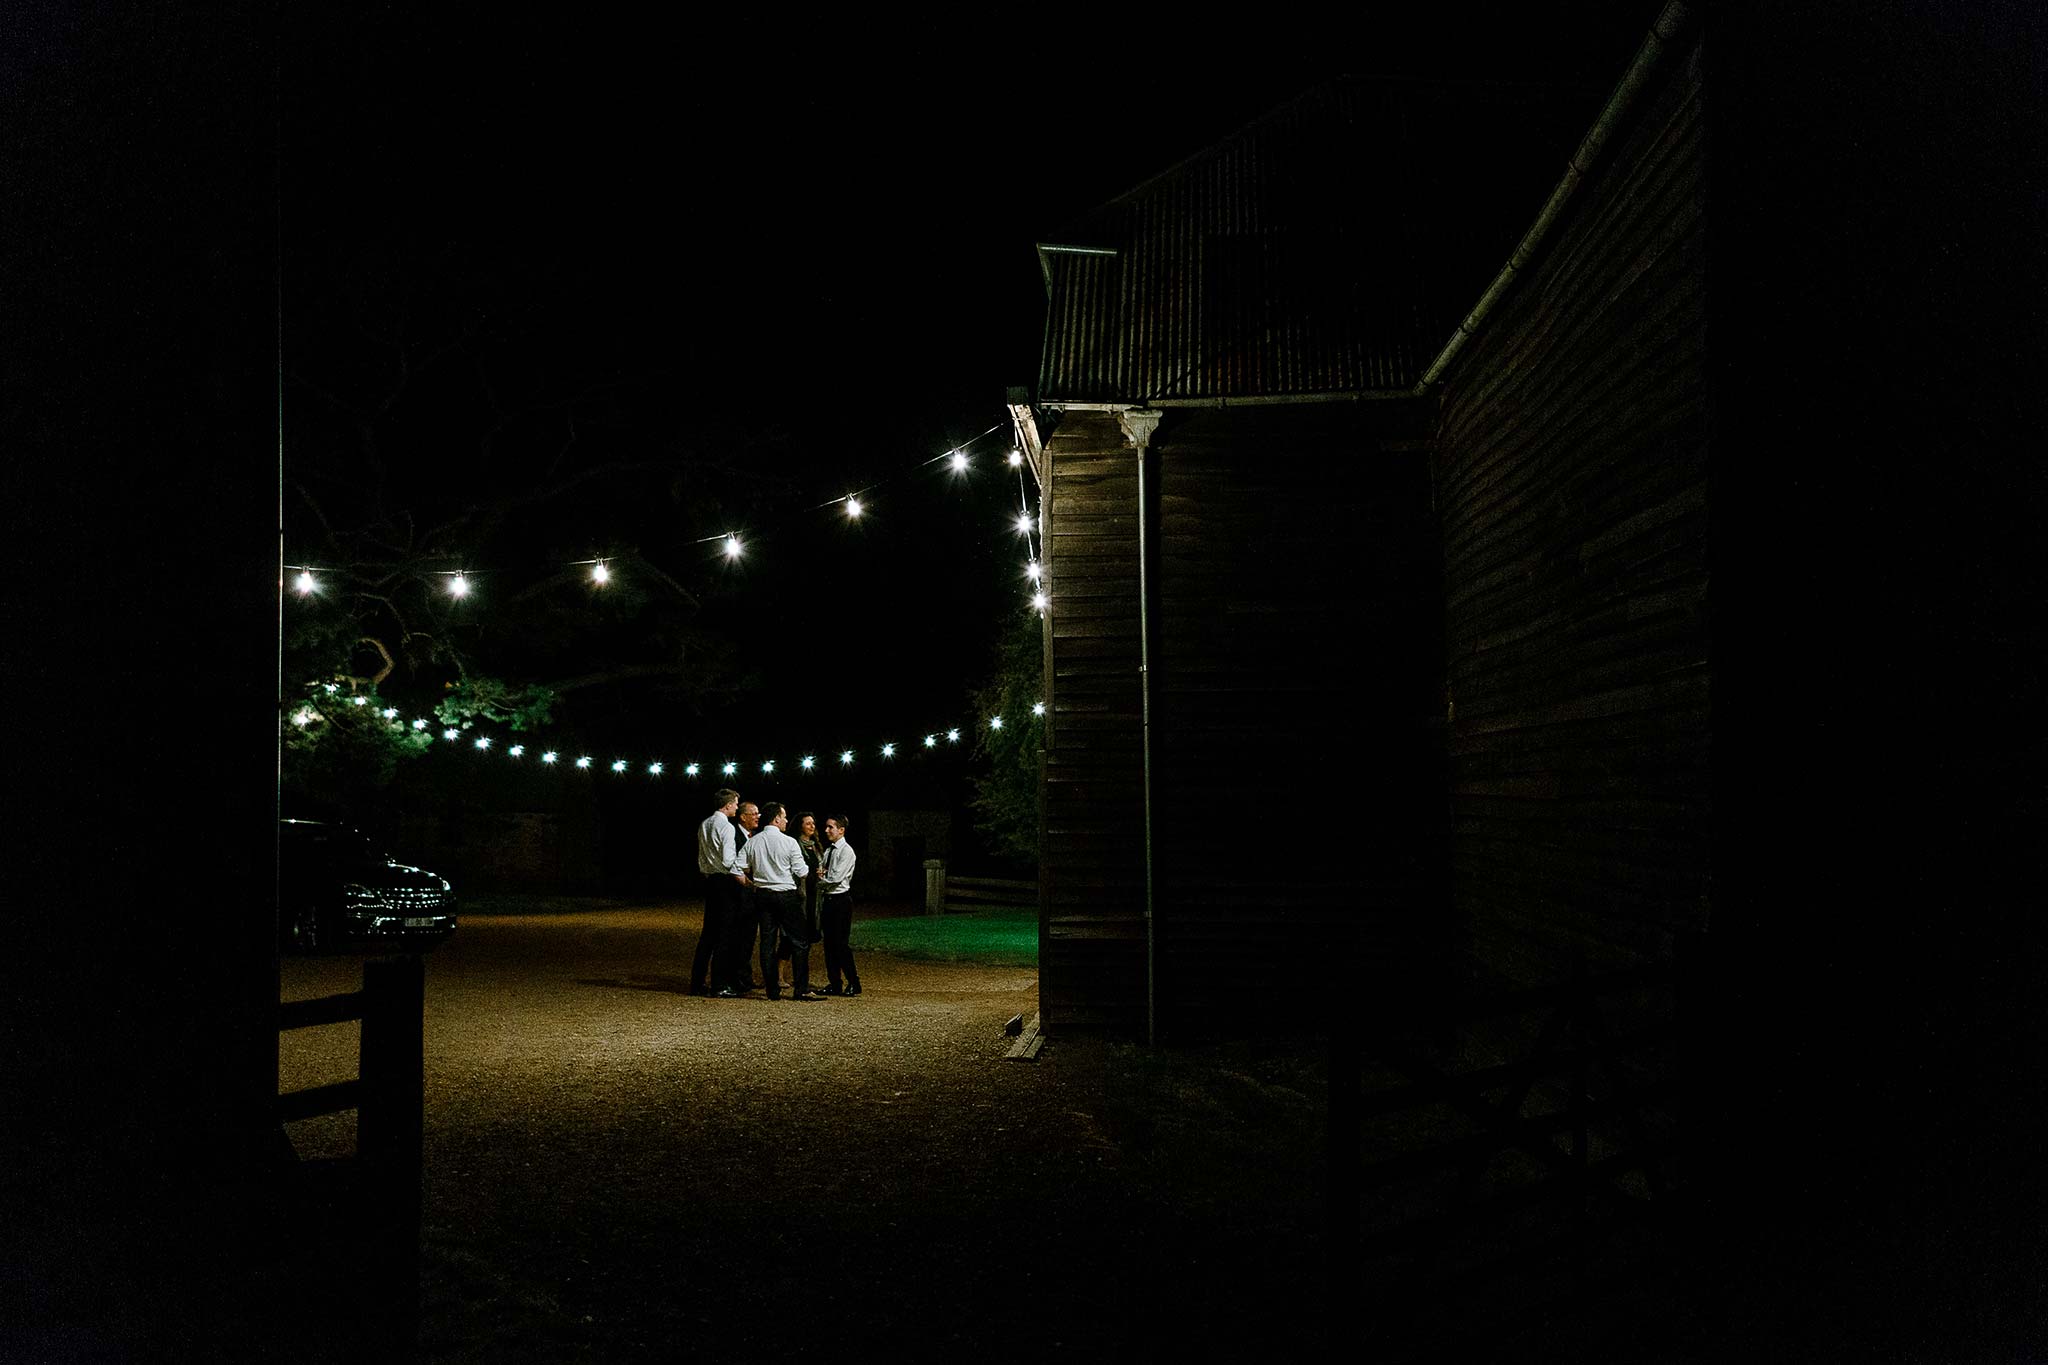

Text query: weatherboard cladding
(1036, 405), (1442, 1037)
(1432, 41), (1710, 984)
(1038, 412), (1148, 1034)
(1038, 79), (1593, 404)
(1147, 406), (1443, 1033)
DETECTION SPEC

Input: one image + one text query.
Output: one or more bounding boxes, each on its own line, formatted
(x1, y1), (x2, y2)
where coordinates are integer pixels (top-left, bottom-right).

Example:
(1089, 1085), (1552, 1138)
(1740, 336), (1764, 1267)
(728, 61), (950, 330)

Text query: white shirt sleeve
(819, 842), (856, 891)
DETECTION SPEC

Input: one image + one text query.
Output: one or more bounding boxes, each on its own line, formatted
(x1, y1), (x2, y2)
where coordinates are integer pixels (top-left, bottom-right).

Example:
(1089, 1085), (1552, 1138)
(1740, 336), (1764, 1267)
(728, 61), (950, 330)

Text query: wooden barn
(1008, 0), (2048, 1342)
(1015, 4), (1710, 1039)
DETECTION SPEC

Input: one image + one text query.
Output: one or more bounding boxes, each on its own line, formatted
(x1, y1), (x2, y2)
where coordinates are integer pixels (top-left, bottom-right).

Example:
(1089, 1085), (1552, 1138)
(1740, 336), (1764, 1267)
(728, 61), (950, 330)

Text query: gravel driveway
(279, 902), (1333, 1361)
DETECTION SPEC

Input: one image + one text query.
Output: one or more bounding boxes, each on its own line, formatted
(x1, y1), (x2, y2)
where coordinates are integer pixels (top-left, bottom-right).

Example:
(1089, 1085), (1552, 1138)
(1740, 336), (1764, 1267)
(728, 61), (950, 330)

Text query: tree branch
(543, 662), (696, 695)
(350, 636), (396, 686)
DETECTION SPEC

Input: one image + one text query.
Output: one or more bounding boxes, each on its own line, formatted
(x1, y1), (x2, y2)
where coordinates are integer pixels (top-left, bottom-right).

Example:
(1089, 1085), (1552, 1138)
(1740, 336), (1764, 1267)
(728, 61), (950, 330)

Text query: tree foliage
(967, 610), (1047, 865)
(280, 231), (781, 801)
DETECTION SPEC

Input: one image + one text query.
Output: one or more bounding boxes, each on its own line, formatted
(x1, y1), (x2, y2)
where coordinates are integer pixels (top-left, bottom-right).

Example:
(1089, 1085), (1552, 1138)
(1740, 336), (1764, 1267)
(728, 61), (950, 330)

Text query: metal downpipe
(1117, 408), (1163, 1046)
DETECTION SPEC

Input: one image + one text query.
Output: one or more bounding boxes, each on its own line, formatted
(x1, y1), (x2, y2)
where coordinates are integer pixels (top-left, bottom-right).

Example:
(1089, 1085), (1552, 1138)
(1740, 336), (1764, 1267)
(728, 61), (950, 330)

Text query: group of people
(689, 788), (861, 1001)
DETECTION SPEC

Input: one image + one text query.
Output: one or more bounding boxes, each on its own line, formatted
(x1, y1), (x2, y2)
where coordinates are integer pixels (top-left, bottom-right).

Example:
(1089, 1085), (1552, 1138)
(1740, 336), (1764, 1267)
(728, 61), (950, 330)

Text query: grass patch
(856, 907), (1038, 966)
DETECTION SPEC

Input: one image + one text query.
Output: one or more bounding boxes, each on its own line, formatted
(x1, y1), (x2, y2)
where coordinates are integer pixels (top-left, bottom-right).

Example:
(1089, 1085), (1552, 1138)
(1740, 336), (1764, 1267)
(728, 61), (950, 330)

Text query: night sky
(278, 9), (1649, 795)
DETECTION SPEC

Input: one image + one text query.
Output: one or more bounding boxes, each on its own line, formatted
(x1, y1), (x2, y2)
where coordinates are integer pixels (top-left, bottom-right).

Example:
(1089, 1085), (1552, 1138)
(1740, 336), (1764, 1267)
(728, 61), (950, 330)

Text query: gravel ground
(277, 902), (1335, 1361)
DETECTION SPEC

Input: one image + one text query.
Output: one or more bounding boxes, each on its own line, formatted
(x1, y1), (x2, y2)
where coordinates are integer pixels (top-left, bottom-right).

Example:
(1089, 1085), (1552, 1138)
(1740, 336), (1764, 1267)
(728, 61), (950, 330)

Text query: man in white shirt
(740, 801), (817, 1000)
(690, 788), (746, 996)
(816, 814), (861, 996)
(726, 801), (762, 993)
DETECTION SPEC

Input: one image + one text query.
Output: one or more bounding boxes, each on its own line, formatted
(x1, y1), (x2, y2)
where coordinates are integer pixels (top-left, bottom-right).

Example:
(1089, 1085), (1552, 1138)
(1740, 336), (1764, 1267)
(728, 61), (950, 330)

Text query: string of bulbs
(284, 419), (1047, 611)
(286, 680), (1048, 779)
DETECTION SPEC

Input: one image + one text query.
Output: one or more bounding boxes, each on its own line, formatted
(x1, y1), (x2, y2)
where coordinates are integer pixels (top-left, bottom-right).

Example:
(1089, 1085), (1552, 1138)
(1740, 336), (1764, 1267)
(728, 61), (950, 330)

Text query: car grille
(346, 884), (448, 908)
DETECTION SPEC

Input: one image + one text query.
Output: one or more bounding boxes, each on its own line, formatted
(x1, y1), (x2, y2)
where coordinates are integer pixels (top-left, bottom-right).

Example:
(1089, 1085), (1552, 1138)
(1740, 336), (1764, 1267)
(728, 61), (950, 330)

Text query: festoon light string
(286, 680), (1047, 779)
(288, 419), (1042, 608)
(286, 412), (1050, 774)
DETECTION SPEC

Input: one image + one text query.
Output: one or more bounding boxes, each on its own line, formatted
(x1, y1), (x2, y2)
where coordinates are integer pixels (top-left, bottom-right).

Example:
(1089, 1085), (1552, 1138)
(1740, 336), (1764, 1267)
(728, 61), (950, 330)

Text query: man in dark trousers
(723, 800), (760, 994)
(690, 788), (745, 996)
(740, 802), (817, 1000)
(817, 814), (861, 996)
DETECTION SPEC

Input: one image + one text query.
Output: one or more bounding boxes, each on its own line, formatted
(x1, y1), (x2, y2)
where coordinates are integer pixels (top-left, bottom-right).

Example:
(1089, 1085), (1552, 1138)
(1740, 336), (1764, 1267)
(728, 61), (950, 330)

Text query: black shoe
(844, 983), (862, 996)
(715, 987), (740, 999)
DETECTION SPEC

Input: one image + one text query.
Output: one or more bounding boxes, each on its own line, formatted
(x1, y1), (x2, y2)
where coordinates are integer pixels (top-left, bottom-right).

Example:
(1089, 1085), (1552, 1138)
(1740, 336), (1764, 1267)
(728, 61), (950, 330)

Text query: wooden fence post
(358, 954), (424, 1331)
(358, 954), (424, 1177)
(923, 858), (946, 916)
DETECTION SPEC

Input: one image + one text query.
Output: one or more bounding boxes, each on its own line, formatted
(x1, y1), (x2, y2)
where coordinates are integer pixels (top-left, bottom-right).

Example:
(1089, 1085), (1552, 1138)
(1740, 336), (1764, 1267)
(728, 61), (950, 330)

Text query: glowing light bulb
(612, 760), (628, 773)
(722, 762), (737, 776)
(575, 756), (592, 769)
(946, 729), (960, 743)
(1026, 560), (1041, 580)
(412, 718), (428, 730)
(1008, 449), (1023, 467)
(291, 710), (315, 727)
(684, 763), (700, 776)
(1033, 701), (1046, 716)
(324, 683), (339, 694)
(801, 755), (815, 770)
(449, 573), (470, 598)
(443, 728), (460, 741)
(294, 571), (316, 594)
(839, 750), (854, 765)
(881, 742), (896, 758)
(508, 745), (524, 757)
(475, 737), (491, 750)
(542, 751), (559, 764)
(347, 696), (363, 707)
(381, 707), (398, 719)
(724, 535), (742, 559)
(762, 760), (775, 773)
(990, 716), (1004, 730)
(949, 451), (968, 472)
(648, 762), (663, 775)
(923, 734), (936, 748)
(845, 497), (862, 518)
(1014, 512), (1034, 535)
(591, 561), (610, 585)
(1032, 592), (1048, 610)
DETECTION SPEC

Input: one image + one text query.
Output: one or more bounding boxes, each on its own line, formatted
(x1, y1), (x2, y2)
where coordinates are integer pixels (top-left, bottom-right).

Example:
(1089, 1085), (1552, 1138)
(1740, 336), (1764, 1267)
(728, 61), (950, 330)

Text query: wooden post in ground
(359, 954), (425, 1342)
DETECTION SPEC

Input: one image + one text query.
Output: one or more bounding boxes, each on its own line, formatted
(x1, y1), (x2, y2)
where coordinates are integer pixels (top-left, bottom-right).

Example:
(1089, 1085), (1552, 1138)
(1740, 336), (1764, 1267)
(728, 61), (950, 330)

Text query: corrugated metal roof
(1038, 78), (1595, 404)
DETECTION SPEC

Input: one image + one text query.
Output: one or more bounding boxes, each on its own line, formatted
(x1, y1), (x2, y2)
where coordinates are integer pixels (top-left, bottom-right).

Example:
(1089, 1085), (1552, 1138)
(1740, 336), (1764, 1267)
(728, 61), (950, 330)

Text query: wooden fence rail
(942, 874), (1037, 913)
(275, 954), (426, 1333)
(276, 955), (424, 1177)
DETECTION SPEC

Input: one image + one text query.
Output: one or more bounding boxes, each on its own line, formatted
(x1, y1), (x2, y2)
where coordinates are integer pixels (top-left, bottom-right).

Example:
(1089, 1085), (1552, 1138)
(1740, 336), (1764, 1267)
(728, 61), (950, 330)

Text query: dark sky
(277, 7), (1657, 776)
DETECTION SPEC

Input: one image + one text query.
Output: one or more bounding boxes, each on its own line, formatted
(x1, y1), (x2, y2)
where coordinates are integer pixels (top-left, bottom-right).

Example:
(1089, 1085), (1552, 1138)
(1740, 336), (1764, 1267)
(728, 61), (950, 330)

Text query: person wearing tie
(724, 801), (762, 994)
(816, 814), (861, 996)
(740, 801), (817, 1001)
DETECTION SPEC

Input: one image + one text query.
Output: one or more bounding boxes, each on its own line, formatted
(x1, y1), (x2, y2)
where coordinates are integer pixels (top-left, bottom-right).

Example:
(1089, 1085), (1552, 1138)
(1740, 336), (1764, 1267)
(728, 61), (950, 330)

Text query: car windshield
(285, 823), (382, 868)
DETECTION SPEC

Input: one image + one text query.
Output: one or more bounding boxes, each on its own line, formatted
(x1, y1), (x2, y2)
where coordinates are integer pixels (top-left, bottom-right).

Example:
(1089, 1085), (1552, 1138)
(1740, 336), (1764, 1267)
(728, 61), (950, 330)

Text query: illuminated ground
(278, 902), (1332, 1360)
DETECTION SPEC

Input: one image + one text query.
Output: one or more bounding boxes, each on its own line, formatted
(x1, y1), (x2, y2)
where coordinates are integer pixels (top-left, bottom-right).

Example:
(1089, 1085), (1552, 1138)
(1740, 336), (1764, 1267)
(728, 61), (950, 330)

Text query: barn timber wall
(1150, 403), (1442, 1035)
(1432, 40), (1711, 985)
(1038, 412), (1148, 1034)
(1039, 404), (1442, 1036)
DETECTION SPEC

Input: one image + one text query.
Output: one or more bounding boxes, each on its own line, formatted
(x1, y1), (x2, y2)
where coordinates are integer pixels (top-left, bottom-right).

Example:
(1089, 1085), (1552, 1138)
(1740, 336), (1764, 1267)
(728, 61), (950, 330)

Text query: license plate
(402, 917), (438, 928)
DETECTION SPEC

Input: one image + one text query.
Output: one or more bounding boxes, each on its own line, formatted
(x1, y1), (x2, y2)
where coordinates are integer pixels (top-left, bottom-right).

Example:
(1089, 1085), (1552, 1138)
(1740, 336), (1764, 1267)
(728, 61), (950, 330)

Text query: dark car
(279, 818), (457, 952)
